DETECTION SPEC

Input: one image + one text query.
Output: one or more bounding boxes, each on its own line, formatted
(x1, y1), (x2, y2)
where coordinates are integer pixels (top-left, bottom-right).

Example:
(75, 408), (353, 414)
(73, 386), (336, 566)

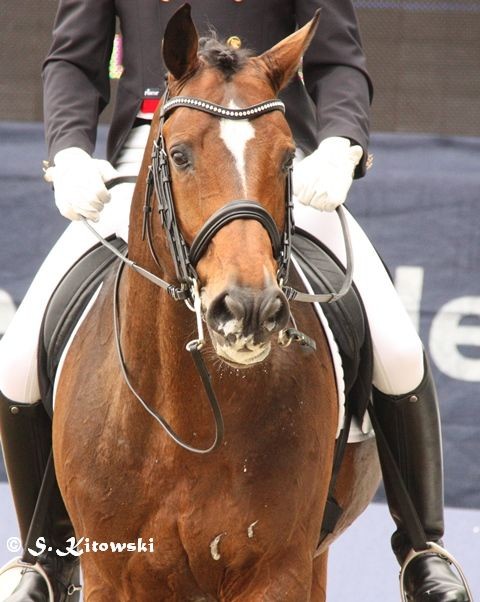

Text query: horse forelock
(166, 34), (278, 102)
(198, 36), (252, 80)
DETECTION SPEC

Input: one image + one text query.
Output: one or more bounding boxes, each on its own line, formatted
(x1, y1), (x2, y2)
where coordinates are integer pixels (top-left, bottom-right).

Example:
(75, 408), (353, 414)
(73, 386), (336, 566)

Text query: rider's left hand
(292, 137), (363, 212)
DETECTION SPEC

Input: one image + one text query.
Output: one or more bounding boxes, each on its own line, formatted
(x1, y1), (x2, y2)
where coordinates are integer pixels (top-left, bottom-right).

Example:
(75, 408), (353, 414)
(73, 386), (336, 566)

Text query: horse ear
(162, 3), (199, 80)
(257, 10), (321, 92)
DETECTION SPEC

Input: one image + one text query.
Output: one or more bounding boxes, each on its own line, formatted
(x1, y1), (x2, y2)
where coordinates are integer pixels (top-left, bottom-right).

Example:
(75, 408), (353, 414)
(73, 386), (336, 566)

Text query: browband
(161, 96), (285, 120)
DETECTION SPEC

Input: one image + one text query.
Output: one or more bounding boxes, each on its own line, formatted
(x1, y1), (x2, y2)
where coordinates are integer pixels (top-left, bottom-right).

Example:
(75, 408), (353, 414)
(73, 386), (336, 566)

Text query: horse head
(155, 4), (319, 367)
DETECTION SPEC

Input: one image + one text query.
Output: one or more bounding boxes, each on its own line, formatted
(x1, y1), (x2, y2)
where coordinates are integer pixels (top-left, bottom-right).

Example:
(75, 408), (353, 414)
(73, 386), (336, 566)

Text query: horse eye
(170, 148), (190, 168)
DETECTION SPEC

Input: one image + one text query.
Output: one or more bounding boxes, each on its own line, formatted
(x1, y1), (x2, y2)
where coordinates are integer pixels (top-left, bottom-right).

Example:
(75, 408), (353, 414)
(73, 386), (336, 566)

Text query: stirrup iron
(0, 557), (54, 602)
(399, 542), (473, 601)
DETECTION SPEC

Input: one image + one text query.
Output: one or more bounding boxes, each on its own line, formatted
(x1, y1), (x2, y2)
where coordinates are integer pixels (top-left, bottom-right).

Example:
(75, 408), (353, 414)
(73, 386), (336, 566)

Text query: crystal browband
(161, 96), (285, 120)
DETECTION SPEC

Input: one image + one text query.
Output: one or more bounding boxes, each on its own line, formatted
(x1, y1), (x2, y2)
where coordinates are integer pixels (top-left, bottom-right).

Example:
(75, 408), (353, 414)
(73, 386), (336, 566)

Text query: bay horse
(53, 5), (380, 600)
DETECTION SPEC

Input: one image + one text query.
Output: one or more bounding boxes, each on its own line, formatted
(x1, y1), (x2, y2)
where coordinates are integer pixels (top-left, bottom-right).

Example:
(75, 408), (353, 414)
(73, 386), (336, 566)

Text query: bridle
(140, 88), (353, 304)
(82, 86), (354, 454)
(85, 88), (353, 306)
(144, 92), (293, 302)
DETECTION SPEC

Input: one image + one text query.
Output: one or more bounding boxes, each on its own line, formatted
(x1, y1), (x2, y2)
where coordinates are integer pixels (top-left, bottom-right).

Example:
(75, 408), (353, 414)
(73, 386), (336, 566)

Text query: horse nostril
(259, 290), (290, 334)
(207, 287), (289, 340)
(224, 294), (246, 321)
(207, 292), (244, 336)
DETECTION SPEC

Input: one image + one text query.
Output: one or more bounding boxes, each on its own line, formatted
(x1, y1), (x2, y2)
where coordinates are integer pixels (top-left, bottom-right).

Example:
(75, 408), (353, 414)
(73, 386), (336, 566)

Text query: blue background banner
(0, 122), (479, 509)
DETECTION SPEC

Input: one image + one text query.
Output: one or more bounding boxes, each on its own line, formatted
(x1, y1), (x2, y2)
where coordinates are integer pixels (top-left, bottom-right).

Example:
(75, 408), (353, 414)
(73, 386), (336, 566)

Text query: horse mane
(198, 35), (252, 78)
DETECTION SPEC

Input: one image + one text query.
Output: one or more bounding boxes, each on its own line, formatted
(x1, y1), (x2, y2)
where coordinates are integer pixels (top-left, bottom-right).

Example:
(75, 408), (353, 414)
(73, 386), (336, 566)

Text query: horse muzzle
(204, 285), (290, 367)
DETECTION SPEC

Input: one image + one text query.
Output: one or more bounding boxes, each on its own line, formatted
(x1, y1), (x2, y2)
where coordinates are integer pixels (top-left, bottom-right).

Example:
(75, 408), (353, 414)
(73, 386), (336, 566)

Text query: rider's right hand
(44, 147), (119, 222)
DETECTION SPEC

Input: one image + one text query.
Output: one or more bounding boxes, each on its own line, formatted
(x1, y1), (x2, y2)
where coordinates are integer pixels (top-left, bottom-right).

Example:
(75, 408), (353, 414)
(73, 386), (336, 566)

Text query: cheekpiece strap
(161, 96), (285, 120)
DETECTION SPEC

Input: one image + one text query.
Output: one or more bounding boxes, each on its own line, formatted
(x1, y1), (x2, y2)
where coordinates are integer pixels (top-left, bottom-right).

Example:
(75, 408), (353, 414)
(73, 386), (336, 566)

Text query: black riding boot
(372, 360), (470, 602)
(0, 392), (81, 601)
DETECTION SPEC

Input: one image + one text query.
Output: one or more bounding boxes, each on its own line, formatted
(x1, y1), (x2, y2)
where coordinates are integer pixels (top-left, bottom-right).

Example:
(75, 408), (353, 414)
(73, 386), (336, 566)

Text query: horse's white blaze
(219, 102), (255, 194)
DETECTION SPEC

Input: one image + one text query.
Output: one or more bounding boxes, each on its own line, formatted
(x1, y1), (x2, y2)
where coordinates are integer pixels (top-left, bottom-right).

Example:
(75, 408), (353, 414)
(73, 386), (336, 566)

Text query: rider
(0, 1), (470, 601)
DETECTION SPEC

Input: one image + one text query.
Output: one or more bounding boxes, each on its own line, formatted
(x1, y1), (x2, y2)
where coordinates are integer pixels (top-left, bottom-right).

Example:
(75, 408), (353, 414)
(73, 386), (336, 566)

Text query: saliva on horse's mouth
(214, 340), (272, 369)
(206, 326), (273, 369)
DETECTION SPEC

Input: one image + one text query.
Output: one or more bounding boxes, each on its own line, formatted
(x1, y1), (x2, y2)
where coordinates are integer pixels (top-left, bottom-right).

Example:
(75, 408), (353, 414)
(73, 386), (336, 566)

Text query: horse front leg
(223, 552), (314, 602)
(80, 557), (119, 602)
(310, 551), (328, 602)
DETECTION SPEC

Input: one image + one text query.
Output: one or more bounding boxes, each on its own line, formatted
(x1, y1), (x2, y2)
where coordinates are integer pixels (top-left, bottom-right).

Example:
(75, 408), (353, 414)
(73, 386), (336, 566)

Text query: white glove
(44, 147), (119, 222)
(292, 137), (363, 212)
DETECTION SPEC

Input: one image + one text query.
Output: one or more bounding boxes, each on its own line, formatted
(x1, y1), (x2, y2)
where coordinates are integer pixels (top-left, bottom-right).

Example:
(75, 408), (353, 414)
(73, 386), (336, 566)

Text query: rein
(113, 261), (225, 454)
(81, 90), (354, 454)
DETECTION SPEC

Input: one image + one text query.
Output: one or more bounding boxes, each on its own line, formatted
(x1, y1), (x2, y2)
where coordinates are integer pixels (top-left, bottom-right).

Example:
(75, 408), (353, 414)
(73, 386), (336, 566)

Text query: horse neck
(118, 141), (202, 431)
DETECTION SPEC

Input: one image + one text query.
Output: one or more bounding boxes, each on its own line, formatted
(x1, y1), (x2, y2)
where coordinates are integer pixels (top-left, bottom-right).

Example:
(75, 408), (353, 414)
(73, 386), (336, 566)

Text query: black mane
(198, 36), (252, 78)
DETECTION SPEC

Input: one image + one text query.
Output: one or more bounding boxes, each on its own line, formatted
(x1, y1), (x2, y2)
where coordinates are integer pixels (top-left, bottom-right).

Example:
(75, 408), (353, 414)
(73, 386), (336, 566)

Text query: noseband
(145, 92), (293, 300)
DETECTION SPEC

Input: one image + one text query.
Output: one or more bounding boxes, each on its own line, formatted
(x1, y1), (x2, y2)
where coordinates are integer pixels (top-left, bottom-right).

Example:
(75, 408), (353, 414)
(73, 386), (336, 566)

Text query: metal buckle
(278, 327), (316, 351)
(167, 283), (189, 301)
(67, 583), (83, 596)
(185, 279), (205, 350)
(399, 542), (473, 601)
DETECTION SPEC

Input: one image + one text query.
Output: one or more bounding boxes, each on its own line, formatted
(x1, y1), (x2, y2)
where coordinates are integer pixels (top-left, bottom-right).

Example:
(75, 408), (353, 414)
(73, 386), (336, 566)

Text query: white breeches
(0, 126), (424, 402)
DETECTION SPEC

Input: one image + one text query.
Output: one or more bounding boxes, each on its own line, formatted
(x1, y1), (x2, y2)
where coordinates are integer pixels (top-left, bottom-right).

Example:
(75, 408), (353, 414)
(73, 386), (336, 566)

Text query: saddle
(38, 237), (127, 416)
(38, 230), (372, 421)
(292, 228), (373, 422)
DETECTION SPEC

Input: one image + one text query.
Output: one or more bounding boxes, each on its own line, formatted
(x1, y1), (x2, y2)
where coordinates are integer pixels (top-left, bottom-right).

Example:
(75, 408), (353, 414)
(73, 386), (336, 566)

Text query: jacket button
(227, 36), (242, 49)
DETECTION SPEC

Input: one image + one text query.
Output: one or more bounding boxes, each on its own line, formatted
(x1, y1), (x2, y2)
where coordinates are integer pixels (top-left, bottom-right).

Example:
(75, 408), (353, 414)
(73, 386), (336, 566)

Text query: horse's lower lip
(215, 343), (271, 367)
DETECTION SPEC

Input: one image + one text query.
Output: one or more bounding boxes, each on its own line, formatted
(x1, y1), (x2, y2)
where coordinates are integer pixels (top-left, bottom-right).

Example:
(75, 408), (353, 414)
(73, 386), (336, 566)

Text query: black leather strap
(21, 452), (55, 565)
(113, 263), (224, 454)
(319, 409), (353, 538)
(105, 175), (137, 189)
(367, 403), (429, 552)
(189, 200), (282, 267)
(161, 96), (285, 121)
